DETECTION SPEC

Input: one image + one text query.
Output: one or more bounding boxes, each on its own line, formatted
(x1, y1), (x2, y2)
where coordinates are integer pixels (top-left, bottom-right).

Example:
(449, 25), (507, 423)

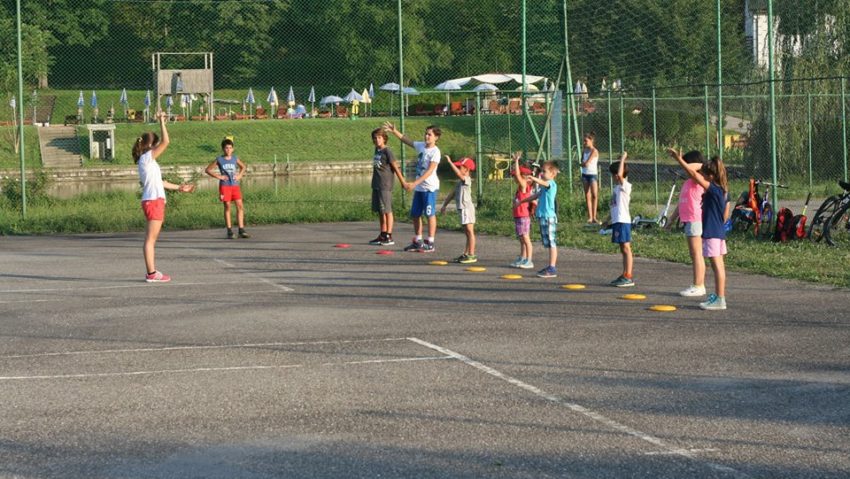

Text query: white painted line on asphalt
(645, 448), (720, 456)
(214, 258), (294, 292)
(0, 299), (61, 304)
(0, 355), (449, 381)
(0, 337), (411, 360)
(407, 337), (749, 479)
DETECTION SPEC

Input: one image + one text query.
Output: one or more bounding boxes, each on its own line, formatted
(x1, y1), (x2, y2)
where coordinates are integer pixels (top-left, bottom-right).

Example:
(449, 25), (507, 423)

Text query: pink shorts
(219, 185), (243, 202)
(142, 198), (166, 221)
(702, 238), (727, 258)
(514, 216), (531, 237)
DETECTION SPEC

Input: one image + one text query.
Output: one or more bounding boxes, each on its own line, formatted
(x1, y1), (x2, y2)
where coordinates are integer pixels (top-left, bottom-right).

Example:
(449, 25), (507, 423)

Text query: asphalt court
(1, 222), (849, 478)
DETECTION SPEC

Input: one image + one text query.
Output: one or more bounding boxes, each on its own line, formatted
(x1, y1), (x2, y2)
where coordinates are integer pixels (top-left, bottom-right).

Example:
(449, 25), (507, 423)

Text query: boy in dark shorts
(369, 127), (405, 245)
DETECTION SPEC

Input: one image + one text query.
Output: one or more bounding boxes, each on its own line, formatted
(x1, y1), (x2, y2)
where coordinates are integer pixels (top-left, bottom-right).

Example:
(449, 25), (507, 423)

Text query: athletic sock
(415, 235), (423, 242)
(623, 272), (633, 279)
(427, 236), (434, 243)
(147, 271), (156, 276)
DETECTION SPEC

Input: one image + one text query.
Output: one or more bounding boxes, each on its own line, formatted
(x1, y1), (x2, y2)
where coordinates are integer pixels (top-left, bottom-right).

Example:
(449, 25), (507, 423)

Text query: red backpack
(773, 207), (796, 242)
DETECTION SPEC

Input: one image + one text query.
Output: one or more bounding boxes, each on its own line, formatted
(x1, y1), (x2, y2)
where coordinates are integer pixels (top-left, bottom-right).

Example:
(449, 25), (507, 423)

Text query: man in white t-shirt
(383, 122), (442, 253)
(609, 152), (634, 287)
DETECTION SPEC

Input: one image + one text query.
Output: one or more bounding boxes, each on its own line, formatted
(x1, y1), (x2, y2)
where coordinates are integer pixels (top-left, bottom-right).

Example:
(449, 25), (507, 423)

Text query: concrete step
(38, 126), (81, 168)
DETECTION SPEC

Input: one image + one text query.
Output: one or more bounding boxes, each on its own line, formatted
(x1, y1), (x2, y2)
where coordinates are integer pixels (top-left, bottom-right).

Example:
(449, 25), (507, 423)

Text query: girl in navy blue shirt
(670, 149), (729, 311)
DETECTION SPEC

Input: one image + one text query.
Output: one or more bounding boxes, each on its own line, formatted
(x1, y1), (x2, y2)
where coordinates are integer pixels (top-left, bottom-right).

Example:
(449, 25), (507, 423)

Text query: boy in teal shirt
(517, 161), (560, 278)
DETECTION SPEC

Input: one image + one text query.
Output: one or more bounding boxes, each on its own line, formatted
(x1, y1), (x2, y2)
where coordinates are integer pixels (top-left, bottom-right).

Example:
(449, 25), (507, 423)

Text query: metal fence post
(807, 92), (813, 189)
(716, 0), (723, 161)
(704, 84), (711, 157)
(16, 0), (26, 218)
(475, 92), (483, 204)
(619, 90), (625, 154)
(767, 0), (779, 209)
(652, 87), (658, 209)
(607, 89), (613, 191)
(842, 77), (848, 182)
(397, 0), (406, 207)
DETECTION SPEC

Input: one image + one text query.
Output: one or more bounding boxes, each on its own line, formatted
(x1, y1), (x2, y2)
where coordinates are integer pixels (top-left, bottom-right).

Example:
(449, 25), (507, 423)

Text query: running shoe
(380, 235), (395, 246)
(403, 238), (423, 252)
(610, 276), (635, 287)
(458, 254), (478, 264)
(699, 294), (727, 310)
(226, 229), (234, 239)
(518, 259), (535, 270)
(238, 229), (251, 239)
(536, 266), (557, 278)
(418, 240), (435, 253)
(509, 256), (523, 268)
(679, 285), (706, 297)
(145, 271), (171, 283)
(368, 235), (384, 245)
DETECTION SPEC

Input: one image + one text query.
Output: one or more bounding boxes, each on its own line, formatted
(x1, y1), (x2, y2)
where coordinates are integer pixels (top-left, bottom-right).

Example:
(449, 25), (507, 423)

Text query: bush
(2, 169), (52, 208)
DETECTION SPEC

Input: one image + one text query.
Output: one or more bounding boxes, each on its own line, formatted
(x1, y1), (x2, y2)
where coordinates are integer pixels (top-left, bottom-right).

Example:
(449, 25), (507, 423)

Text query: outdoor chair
(414, 104), (430, 116)
(450, 101), (464, 115)
(488, 100), (503, 114)
(530, 102), (546, 115)
(276, 106), (287, 119)
(317, 109), (332, 118)
(336, 106), (348, 117)
(214, 112), (231, 120)
(508, 99), (522, 114)
(434, 105), (447, 116)
(233, 112), (251, 120)
(255, 106), (268, 119)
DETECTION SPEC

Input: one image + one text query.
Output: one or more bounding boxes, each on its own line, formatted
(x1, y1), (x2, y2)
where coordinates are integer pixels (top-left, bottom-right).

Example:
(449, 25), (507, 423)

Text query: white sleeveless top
(581, 148), (598, 175)
(138, 150), (166, 202)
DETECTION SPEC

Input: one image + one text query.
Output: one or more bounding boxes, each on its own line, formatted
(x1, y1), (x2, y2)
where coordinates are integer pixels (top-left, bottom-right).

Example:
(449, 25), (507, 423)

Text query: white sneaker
(679, 285), (706, 297)
(699, 294), (727, 311)
(509, 256), (523, 268)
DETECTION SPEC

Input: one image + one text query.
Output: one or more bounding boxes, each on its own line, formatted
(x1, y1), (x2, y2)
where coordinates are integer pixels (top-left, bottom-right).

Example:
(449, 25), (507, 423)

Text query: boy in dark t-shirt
(369, 128), (405, 245)
(205, 137), (249, 239)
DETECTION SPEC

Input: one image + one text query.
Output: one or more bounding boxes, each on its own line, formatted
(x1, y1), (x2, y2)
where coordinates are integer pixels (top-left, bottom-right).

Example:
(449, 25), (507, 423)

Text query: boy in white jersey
(382, 122), (442, 253)
(608, 152), (634, 287)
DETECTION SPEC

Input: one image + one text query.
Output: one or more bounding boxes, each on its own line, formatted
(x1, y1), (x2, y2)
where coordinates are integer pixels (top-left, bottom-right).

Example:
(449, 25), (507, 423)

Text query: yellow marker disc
(465, 266), (487, 272)
(501, 274), (523, 280)
(649, 305), (677, 312)
(429, 260), (448, 266)
(561, 284), (586, 290)
(621, 293), (647, 300)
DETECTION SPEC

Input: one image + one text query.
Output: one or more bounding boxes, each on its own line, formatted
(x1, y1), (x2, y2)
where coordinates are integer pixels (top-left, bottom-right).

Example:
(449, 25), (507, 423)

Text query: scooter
(632, 184), (677, 229)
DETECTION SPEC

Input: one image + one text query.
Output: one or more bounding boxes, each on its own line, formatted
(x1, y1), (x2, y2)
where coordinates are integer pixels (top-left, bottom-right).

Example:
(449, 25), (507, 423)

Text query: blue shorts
(410, 190), (437, 217)
(581, 173), (598, 184)
(539, 217), (557, 248)
(611, 222), (632, 244)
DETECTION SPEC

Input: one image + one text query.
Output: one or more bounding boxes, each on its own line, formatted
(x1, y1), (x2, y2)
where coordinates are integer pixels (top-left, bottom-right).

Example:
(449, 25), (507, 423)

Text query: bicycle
(807, 180), (850, 243)
(730, 178), (788, 239)
(809, 181), (850, 246)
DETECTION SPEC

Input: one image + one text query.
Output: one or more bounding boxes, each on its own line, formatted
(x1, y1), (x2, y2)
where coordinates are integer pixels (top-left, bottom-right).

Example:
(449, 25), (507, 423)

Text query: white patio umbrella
(143, 90), (151, 121)
(380, 83), (402, 116)
(435, 80), (463, 113)
(402, 87), (419, 114)
(473, 83), (499, 92)
(308, 86), (316, 116)
(246, 88), (256, 117)
(119, 88), (128, 118)
(343, 89), (364, 103)
(267, 87), (279, 116)
(368, 83), (375, 116)
(77, 91), (84, 118)
(361, 89), (371, 117)
(320, 95), (344, 105)
(165, 95), (173, 116)
(90, 91), (98, 121)
(287, 86), (295, 106)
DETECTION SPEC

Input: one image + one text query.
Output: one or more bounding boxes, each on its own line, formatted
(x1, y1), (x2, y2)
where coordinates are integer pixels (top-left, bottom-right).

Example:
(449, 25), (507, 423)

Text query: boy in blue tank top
(205, 137), (250, 239)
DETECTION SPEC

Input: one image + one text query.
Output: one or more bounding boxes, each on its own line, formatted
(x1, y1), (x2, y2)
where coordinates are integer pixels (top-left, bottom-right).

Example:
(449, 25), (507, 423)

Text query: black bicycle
(808, 180), (850, 245)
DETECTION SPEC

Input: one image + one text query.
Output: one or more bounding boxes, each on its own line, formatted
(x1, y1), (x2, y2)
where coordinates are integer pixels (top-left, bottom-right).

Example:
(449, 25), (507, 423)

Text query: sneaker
(610, 276), (635, 287)
(509, 256), (523, 268)
(418, 240), (435, 253)
(368, 235), (384, 245)
(699, 294), (727, 310)
(404, 238), (423, 252)
(145, 271), (171, 283)
(380, 235), (395, 246)
(453, 254), (467, 263)
(518, 259), (535, 270)
(459, 254), (478, 264)
(226, 229), (234, 239)
(679, 285), (707, 297)
(536, 266), (557, 278)
(238, 229), (251, 239)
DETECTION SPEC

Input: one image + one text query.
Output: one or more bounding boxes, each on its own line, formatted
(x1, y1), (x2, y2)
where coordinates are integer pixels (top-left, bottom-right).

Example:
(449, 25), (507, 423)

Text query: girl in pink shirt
(677, 151), (707, 297)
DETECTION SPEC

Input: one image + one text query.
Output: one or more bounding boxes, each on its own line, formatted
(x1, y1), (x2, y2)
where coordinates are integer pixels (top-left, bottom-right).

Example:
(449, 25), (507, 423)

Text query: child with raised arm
(382, 121), (442, 252)
(608, 152), (635, 287)
(440, 156), (477, 263)
(670, 149), (729, 311)
(510, 151), (534, 269)
(134, 111), (195, 283)
(368, 127), (405, 246)
(676, 151), (708, 297)
(205, 137), (250, 239)
(517, 161), (560, 278)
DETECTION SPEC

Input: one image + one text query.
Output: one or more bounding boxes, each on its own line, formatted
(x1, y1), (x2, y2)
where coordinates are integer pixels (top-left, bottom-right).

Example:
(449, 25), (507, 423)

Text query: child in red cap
(510, 151), (535, 269)
(441, 155), (477, 263)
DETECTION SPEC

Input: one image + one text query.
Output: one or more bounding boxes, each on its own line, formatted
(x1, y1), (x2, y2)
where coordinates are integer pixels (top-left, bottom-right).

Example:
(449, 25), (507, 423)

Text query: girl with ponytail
(137, 110), (195, 283)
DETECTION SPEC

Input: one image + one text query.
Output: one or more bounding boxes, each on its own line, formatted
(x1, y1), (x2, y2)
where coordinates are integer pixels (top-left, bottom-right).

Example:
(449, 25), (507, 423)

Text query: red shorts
(142, 198), (166, 221)
(219, 185), (243, 202)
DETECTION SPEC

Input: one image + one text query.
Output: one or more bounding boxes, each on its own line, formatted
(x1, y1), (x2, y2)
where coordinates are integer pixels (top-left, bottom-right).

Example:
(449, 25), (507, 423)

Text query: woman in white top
(580, 132), (600, 224)
(133, 111), (194, 283)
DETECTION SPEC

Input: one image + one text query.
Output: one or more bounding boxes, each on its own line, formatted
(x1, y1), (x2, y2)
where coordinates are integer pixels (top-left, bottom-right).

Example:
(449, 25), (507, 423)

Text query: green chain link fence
(1, 0), (848, 219)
